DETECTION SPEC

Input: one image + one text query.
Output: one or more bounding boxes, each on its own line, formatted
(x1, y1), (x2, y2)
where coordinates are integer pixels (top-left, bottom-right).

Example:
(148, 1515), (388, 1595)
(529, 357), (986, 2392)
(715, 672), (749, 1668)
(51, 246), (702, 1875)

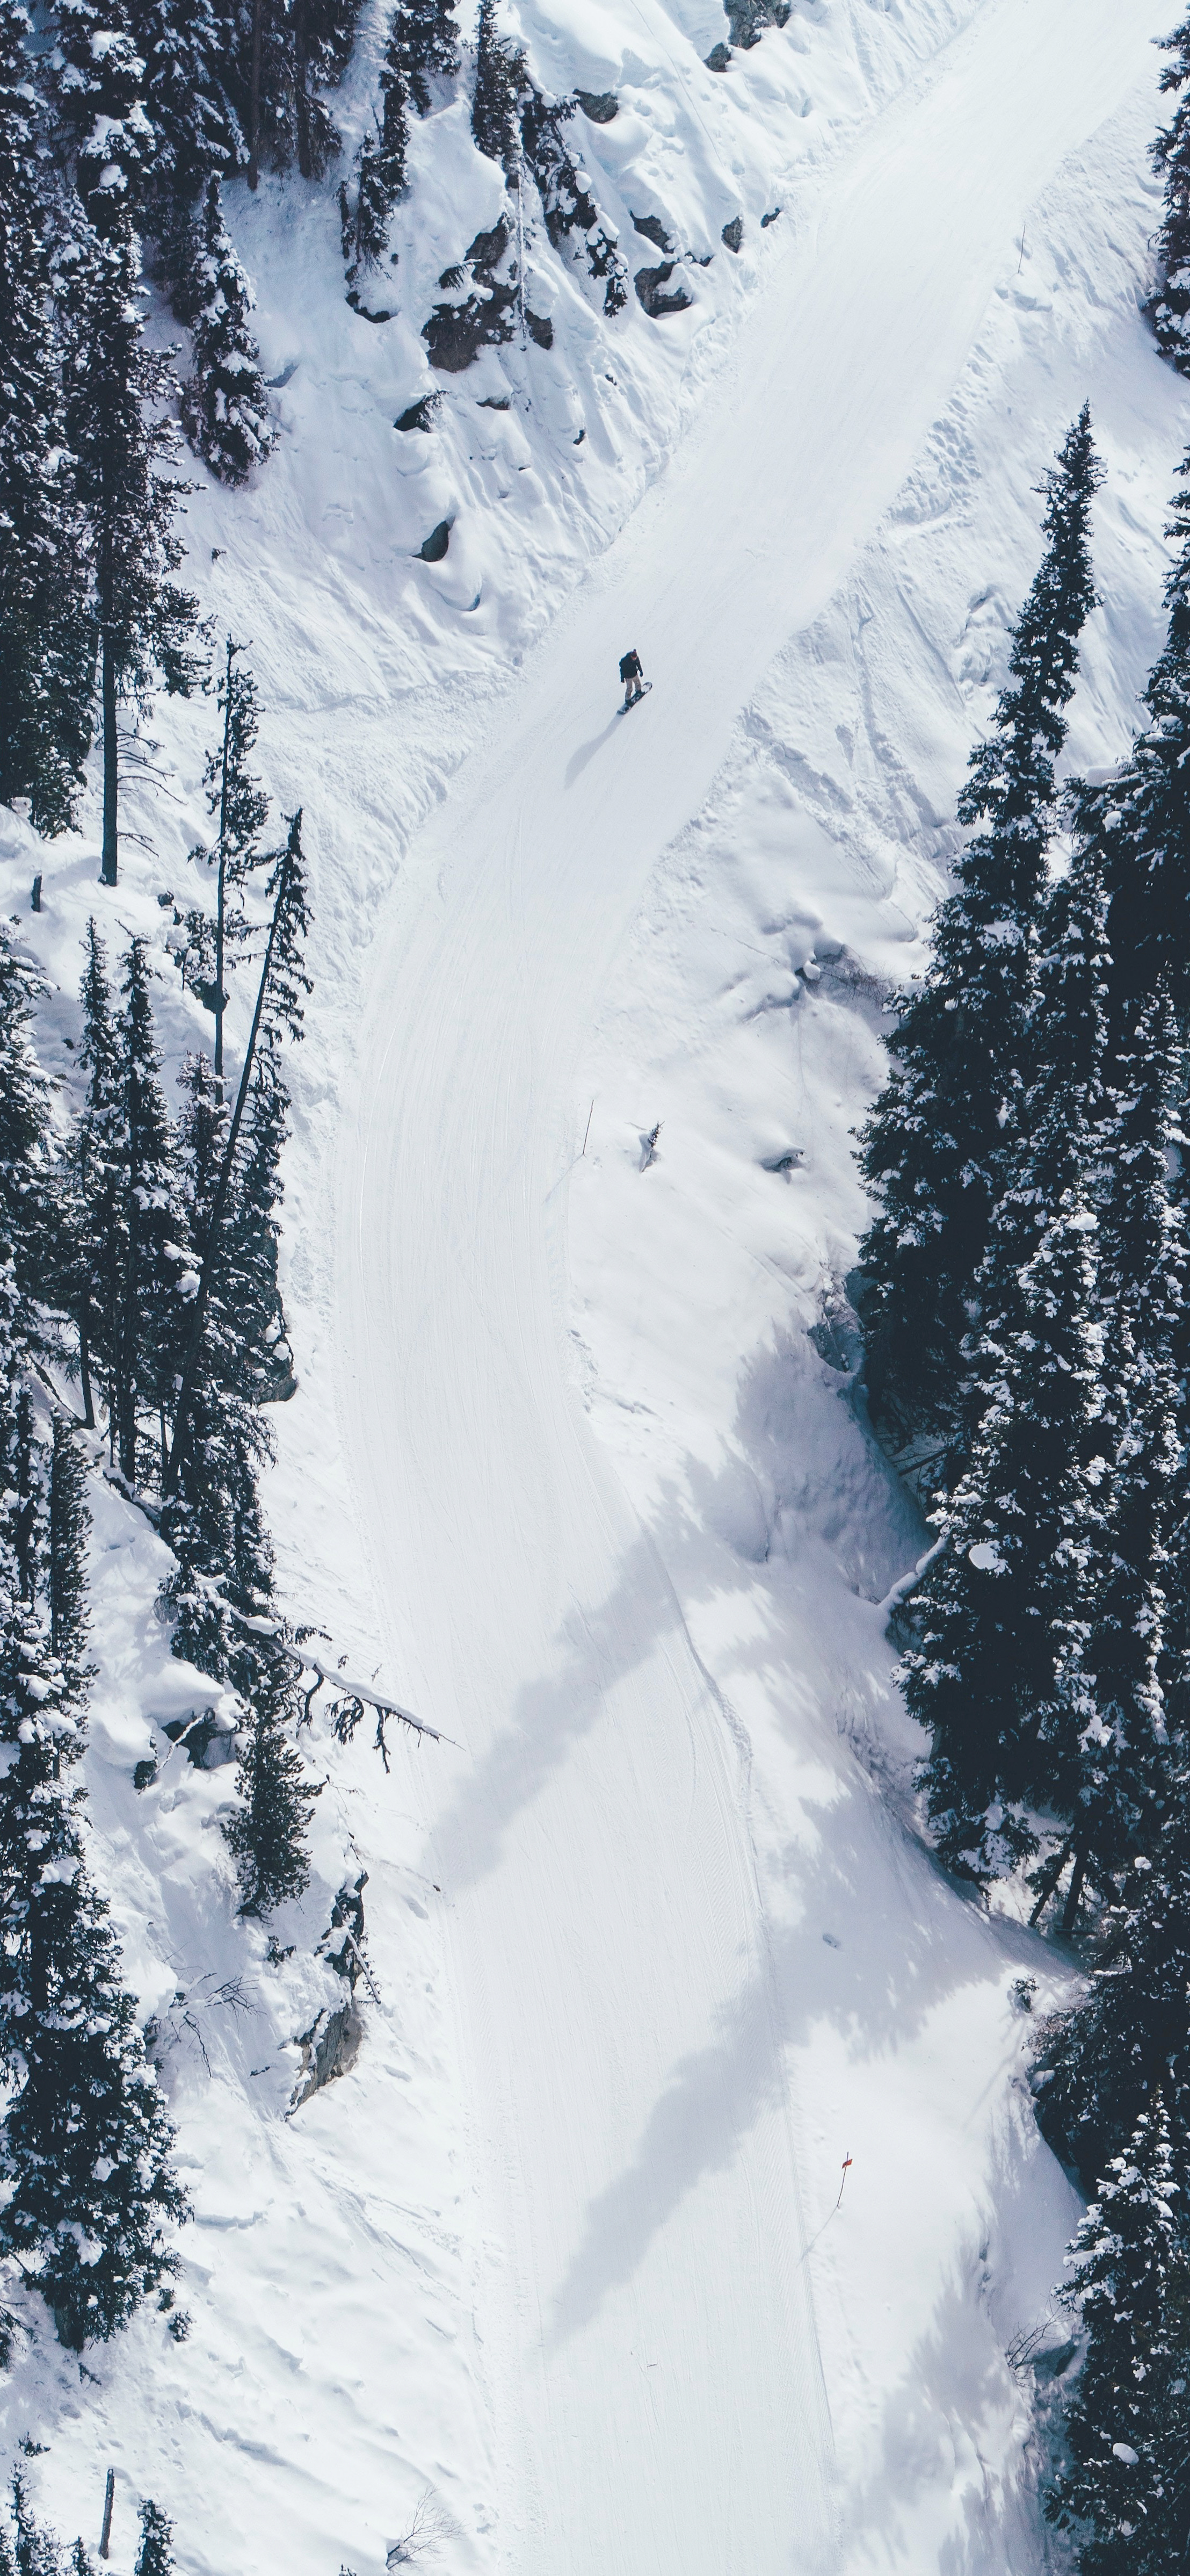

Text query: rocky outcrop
(423, 217), (518, 371)
(634, 262), (693, 319)
(574, 88), (618, 122)
(289, 1998), (364, 2112)
(724, 0), (789, 45)
(521, 86), (627, 316)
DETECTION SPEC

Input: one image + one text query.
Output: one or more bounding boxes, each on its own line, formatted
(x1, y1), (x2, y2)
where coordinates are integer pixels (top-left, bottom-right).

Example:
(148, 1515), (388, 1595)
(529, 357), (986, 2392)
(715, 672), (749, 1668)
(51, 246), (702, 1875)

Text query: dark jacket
(619, 650), (642, 682)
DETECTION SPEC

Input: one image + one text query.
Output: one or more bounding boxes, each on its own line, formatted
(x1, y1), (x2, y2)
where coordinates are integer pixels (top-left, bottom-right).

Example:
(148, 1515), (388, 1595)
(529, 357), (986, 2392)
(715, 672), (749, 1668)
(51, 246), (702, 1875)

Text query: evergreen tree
(1069, 986), (1188, 1910)
(70, 919), (124, 1431)
(340, 17), (410, 281)
(114, 939), (186, 1484)
(1034, 1789), (1190, 2195)
(243, 0), (364, 186)
(49, 0), (156, 234)
(0, 929), (57, 1356)
(126, 0), (243, 216)
(907, 841), (1113, 1891)
(64, 213), (203, 885)
(0, 3), (95, 833)
(857, 409), (1103, 1460)
(222, 1637), (319, 1914)
(134, 2500), (173, 2576)
(0, 1379), (187, 2348)
(1152, 16), (1190, 374)
(1046, 2098), (1188, 2573)
(177, 178), (275, 486)
(9, 2474), (67, 2576)
(179, 640), (270, 1082)
(48, 1417), (91, 1698)
(389, 0), (458, 116)
(471, 0), (520, 171)
(1078, 450), (1190, 1034)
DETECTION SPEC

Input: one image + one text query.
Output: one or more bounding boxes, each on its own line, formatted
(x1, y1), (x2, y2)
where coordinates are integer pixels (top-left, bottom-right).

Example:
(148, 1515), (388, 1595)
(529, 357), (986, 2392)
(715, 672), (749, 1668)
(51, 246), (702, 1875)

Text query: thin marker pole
(99, 2469), (115, 2559)
(582, 1099), (594, 1156)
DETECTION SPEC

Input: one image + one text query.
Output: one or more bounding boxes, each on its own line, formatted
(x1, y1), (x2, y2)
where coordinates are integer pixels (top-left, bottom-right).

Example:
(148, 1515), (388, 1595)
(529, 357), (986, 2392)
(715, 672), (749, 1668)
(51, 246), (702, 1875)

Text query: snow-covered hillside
(0, 0), (1184, 2570)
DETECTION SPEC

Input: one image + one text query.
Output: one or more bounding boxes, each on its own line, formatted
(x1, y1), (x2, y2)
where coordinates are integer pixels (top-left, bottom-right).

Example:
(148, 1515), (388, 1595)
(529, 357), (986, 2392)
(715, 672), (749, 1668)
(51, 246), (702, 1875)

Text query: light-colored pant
(623, 674), (643, 705)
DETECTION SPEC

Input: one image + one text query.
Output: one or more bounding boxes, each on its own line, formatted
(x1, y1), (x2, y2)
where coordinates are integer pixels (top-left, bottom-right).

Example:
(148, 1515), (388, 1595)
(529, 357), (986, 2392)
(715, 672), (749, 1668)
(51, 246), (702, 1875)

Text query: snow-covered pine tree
(1046, 2097), (1188, 2573)
(389, 0), (458, 116)
(63, 190), (203, 885)
(49, 0), (156, 232)
(1033, 1787), (1190, 2195)
(222, 1632), (320, 1914)
(0, 1373), (187, 2348)
(471, 0), (520, 172)
(70, 918), (125, 1431)
(340, 11), (411, 280)
(8, 2474), (74, 2576)
(158, 1047), (267, 1677)
(1062, 984), (1189, 1921)
(114, 938), (187, 1483)
(176, 178), (274, 485)
(134, 2499), (173, 2576)
(178, 639), (270, 1074)
(1152, 17), (1190, 373)
(1079, 448), (1190, 1037)
(49, 1416), (91, 1700)
(243, 0), (364, 184)
(0, 3), (95, 835)
(0, 925), (60, 1359)
(907, 840), (1112, 1890)
(126, 0), (243, 227)
(857, 408), (1103, 1464)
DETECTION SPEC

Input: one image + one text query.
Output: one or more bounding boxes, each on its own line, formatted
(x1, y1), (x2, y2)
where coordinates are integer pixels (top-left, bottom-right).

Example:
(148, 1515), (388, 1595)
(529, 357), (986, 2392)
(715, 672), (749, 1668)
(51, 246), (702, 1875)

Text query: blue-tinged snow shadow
(564, 716), (620, 785)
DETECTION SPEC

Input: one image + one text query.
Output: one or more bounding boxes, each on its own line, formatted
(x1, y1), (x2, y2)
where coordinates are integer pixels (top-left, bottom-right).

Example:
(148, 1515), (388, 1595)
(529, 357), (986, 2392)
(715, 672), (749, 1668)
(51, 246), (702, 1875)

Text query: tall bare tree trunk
(100, 631), (118, 886)
(294, 0), (312, 179)
(248, 0), (264, 188)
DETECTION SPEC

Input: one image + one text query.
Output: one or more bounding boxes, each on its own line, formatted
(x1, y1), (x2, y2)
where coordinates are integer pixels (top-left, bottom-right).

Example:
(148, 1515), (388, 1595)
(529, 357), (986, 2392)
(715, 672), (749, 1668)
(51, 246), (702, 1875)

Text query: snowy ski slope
(0, 0), (1182, 2568)
(333, 5), (1173, 2573)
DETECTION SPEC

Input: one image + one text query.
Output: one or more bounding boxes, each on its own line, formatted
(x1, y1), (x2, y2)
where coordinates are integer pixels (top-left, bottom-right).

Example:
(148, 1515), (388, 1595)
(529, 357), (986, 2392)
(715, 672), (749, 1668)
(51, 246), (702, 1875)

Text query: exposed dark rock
(478, 394), (511, 409)
(705, 41), (732, 69)
(162, 1708), (238, 1769)
(526, 308), (553, 348)
(724, 0), (789, 45)
(345, 290), (394, 322)
(721, 215), (743, 254)
(395, 394), (441, 432)
(466, 216), (513, 268)
(424, 286), (516, 370)
(521, 88), (627, 316)
(632, 211), (673, 254)
(418, 519), (452, 561)
(424, 214), (519, 372)
(321, 1873), (369, 1985)
(761, 205), (781, 227)
(133, 1758), (158, 1792)
(575, 88), (618, 121)
(289, 1999), (364, 2112)
(635, 262), (693, 319)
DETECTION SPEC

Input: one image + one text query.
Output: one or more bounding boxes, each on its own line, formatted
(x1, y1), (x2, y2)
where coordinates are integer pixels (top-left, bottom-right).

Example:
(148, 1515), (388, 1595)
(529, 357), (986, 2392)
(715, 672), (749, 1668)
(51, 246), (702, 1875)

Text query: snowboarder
(620, 647), (645, 709)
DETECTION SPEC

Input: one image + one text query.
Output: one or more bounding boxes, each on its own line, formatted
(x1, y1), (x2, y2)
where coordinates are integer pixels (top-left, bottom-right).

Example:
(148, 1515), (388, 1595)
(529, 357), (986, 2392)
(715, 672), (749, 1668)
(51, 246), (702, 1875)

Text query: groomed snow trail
(337, 5), (1167, 2570)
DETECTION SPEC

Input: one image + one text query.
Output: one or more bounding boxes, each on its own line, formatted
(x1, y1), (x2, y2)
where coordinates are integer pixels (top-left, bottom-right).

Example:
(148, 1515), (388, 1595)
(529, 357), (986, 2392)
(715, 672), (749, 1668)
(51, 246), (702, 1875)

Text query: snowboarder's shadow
(564, 715), (620, 787)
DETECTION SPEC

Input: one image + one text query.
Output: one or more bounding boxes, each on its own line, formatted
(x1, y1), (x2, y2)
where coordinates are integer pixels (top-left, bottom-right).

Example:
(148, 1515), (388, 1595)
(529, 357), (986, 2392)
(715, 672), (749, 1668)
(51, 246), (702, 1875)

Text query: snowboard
(620, 681), (654, 711)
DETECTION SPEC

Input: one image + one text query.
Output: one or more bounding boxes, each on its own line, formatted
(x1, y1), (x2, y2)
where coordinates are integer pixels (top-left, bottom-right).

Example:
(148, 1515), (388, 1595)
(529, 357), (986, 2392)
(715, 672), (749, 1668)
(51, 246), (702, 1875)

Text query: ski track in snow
(0, 0), (1182, 2568)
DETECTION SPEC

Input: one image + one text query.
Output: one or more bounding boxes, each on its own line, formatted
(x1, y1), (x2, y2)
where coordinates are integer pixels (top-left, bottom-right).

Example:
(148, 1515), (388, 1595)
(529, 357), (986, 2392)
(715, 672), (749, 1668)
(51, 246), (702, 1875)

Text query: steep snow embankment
(0, 0), (1178, 2571)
